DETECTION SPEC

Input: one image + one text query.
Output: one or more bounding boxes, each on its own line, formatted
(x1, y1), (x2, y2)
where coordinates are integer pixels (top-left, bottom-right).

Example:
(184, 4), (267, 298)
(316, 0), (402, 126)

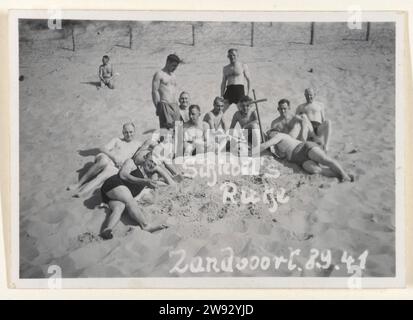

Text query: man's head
(188, 104), (201, 122)
(165, 54), (182, 73)
(213, 97), (225, 114)
(227, 48), (238, 64)
(122, 122), (135, 142)
(238, 95), (252, 115)
(277, 99), (291, 117)
(179, 91), (190, 109)
(102, 55), (110, 65)
(304, 88), (315, 103)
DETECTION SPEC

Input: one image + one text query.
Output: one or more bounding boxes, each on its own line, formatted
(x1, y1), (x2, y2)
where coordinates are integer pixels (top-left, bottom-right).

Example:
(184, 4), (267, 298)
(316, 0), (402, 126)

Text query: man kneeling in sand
(67, 122), (141, 197)
(257, 132), (353, 182)
(183, 105), (210, 156)
(296, 88), (331, 151)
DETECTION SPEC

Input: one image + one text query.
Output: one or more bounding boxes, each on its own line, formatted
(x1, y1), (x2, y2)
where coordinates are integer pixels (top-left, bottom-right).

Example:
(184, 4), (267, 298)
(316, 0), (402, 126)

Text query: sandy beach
(18, 20), (395, 278)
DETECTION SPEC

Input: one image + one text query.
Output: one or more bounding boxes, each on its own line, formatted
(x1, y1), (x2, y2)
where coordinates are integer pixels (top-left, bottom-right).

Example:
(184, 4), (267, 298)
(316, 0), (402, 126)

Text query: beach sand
(18, 21), (395, 278)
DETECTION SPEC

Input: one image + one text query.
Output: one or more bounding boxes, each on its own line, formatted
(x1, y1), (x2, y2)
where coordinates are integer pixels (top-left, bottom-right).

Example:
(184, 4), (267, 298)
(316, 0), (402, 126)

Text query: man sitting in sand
(229, 95), (260, 149)
(296, 88), (331, 151)
(203, 96), (227, 131)
(67, 122), (141, 197)
(183, 105), (210, 156)
(98, 55), (115, 89)
(221, 49), (251, 111)
(266, 98), (312, 142)
(178, 91), (190, 123)
(256, 131), (353, 182)
(152, 54), (183, 133)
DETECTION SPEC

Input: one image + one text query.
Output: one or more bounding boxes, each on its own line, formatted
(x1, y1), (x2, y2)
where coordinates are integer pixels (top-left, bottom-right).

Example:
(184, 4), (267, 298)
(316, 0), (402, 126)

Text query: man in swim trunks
(230, 95), (260, 149)
(152, 54), (183, 132)
(221, 49), (251, 111)
(256, 131), (353, 182)
(178, 91), (190, 123)
(67, 122), (141, 197)
(296, 88), (331, 151)
(266, 98), (313, 141)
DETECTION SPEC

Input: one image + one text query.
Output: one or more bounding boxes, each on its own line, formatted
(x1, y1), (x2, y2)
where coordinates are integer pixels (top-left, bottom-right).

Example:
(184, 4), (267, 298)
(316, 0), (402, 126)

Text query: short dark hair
(227, 48), (238, 55)
(189, 104), (201, 113)
(102, 55), (110, 60)
(166, 54), (183, 64)
(278, 99), (290, 107)
(239, 95), (252, 104)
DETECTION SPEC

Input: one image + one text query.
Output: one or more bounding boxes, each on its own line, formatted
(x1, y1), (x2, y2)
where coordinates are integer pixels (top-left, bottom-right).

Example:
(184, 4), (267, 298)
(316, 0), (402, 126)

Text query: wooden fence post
(192, 24), (195, 46)
(365, 22), (371, 41)
(71, 27), (75, 51)
(310, 22), (315, 45)
(129, 26), (133, 49)
(250, 22), (254, 47)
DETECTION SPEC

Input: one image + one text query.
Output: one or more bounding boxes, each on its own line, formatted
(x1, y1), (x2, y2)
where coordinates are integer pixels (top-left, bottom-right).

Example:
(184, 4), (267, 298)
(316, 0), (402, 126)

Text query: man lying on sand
(256, 131), (353, 182)
(67, 122), (141, 197)
(296, 88), (331, 151)
(152, 54), (183, 134)
(230, 95), (260, 149)
(221, 48), (251, 111)
(183, 105), (210, 156)
(266, 98), (313, 142)
(203, 96), (227, 131)
(98, 55), (115, 89)
(100, 147), (177, 240)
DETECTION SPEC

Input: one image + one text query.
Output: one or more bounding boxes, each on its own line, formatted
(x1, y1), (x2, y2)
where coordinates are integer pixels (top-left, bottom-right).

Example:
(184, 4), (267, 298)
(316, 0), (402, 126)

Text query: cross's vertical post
(192, 24), (195, 46)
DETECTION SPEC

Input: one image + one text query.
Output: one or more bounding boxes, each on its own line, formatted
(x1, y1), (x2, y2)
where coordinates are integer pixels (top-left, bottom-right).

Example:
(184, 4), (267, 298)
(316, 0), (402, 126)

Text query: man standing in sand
(296, 88), (331, 151)
(178, 91), (190, 123)
(256, 131), (353, 182)
(67, 122), (141, 197)
(152, 54), (183, 132)
(267, 98), (313, 141)
(221, 49), (251, 111)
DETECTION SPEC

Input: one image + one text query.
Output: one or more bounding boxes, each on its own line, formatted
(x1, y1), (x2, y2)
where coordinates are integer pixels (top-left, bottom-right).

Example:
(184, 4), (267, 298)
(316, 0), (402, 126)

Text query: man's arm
(98, 66), (104, 81)
(119, 159), (156, 188)
(151, 72), (161, 109)
(320, 103), (326, 122)
(99, 138), (121, 164)
(220, 68), (227, 97)
(229, 112), (239, 129)
(243, 64), (251, 95)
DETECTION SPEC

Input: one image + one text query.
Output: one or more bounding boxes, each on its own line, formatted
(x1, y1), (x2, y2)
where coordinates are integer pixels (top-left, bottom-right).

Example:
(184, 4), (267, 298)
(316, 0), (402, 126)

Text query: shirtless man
(152, 54), (183, 132)
(183, 105), (210, 156)
(221, 49), (251, 111)
(203, 96), (227, 131)
(296, 88), (331, 151)
(178, 91), (190, 123)
(230, 95), (260, 148)
(67, 122), (141, 197)
(256, 132), (353, 182)
(266, 98), (312, 141)
(98, 55), (115, 89)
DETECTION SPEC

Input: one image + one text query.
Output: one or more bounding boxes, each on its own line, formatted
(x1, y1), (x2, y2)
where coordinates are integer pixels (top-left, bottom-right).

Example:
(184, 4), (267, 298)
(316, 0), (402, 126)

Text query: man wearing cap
(152, 54), (183, 132)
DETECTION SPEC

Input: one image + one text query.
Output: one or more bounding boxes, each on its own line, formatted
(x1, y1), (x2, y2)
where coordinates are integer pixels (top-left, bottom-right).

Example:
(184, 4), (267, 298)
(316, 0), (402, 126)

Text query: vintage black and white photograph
(10, 11), (405, 288)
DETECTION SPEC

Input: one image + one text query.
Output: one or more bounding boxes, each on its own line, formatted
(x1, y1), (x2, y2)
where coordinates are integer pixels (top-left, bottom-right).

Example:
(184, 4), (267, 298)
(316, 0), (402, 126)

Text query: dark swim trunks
(101, 167), (145, 203)
(224, 84), (245, 104)
(290, 141), (319, 166)
(311, 121), (321, 135)
(156, 101), (181, 129)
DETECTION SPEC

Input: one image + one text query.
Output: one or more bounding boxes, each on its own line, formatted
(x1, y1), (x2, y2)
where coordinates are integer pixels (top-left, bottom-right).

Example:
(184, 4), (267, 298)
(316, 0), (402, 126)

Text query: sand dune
(18, 21), (395, 279)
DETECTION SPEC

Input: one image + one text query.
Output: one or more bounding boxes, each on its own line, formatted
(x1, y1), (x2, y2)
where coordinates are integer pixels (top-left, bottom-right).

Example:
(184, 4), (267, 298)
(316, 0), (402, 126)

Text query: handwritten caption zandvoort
(169, 247), (368, 275)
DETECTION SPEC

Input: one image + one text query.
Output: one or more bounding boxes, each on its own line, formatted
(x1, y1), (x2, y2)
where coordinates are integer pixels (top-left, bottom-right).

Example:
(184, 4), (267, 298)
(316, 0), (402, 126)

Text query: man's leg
(101, 200), (126, 239)
(308, 147), (352, 181)
(75, 165), (118, 198)
(67, 154), (112, 191)
(302, 160), (337, 177)
(107, 79), (115, 89)
(318, 120), (331, 151)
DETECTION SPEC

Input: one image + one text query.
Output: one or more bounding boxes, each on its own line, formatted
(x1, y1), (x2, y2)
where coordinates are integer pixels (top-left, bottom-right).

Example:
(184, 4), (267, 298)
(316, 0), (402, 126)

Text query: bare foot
(340, 173), (355, 183)
(142, 223), (169, 233)
(66, 183), (78, 191)
(100, 228), (113, 240)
